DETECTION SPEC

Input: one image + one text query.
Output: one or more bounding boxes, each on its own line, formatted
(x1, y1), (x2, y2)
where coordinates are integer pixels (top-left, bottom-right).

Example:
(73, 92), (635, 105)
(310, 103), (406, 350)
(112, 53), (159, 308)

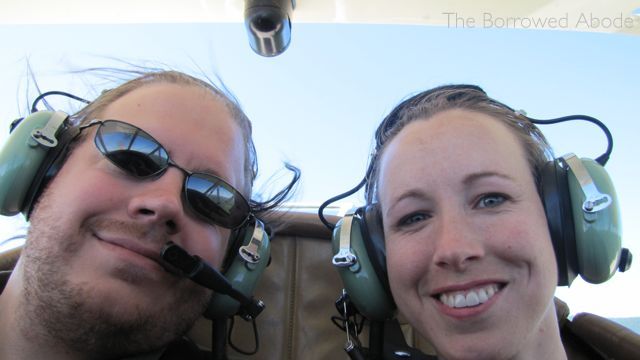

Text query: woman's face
(378, 109), (559, 359)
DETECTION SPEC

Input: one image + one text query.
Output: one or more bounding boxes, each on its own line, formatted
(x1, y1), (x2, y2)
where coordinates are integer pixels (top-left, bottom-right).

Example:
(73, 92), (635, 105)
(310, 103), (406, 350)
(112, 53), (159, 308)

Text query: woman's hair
(365, 84), (553, 204)
(63, 69), (298, 216)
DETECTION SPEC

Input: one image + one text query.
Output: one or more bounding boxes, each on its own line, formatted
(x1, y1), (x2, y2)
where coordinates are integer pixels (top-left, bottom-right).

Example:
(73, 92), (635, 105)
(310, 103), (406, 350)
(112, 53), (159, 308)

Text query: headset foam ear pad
(331, 209), (395, 321)
(205, 218), (271, 319)
(541, 158), (578, 286)
(0, 111), (69, 216)
(565, 157), (622, 284)
(360, 205), (393, 297)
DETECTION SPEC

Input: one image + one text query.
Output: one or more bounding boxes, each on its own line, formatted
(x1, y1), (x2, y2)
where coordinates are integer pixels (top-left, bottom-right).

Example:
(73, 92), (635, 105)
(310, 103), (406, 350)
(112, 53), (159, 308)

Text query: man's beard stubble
(19, 193), (211, 358)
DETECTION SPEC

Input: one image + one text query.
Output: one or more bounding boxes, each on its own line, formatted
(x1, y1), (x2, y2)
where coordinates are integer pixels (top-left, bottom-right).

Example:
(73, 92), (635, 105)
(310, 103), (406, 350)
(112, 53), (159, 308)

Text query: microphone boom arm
(161, 241), (265, 320)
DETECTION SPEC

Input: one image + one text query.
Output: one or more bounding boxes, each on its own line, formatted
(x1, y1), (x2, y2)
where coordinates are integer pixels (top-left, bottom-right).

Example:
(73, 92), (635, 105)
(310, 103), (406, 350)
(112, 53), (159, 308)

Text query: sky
(0, 20), (638, 322)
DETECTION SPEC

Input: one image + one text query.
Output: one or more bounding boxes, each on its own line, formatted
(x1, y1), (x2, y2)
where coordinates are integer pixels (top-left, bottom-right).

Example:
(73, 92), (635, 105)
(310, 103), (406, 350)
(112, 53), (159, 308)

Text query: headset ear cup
(331, 207), (395, 321)
(565, 156), (622, 284)
(361, 205), (393, 298)
(0, 111), (70, 217)
(205, 218), (271, 319)
(541, 158), (578, 286)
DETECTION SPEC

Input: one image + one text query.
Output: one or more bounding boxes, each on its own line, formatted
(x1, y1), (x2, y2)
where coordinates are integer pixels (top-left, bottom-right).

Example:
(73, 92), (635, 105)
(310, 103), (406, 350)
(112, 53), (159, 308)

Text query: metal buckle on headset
(239, 219), (264, 264)
(562, 154), (612, 222)
(30, 111), (68, 148)
(335, 289), (366, 360)
(332, 210), (358, 268)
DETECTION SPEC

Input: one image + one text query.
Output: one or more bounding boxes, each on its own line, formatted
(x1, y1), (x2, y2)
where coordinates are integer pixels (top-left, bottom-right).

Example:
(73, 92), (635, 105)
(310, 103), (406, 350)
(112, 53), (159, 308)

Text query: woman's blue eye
(399, 213), (427, 226)
(477, 194), (506, 208)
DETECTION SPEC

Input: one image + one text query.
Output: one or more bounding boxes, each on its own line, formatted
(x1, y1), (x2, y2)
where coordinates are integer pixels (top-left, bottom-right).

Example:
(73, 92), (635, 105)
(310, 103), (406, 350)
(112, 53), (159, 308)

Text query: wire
(528, 114), (613, 166)
(227, 316), (260, 355)
(318, 159), (376, 231)
(331, 314), (365, 336)
(318, 175), (367, 231)
(30, 90), (90, 113)
(9, 90), (92, 133)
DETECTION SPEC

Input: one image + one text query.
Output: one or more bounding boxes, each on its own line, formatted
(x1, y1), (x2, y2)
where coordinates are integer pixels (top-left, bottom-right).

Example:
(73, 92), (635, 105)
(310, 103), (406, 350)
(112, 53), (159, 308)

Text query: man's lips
(94, 233), (165, 268)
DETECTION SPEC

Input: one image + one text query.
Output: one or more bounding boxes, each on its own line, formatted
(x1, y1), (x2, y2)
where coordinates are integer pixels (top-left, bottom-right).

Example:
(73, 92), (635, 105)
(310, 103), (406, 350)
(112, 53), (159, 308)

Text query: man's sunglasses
(78, 119), (251, 229)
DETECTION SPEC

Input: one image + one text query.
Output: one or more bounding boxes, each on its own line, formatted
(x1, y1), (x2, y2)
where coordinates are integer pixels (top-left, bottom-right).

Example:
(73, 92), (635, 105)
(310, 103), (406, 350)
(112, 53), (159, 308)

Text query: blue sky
(0, 22), (638, 320)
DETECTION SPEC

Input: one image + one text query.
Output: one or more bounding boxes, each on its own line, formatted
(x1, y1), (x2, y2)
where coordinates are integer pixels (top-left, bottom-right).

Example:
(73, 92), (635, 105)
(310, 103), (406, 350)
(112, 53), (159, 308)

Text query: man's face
(21, 82), (246, 355)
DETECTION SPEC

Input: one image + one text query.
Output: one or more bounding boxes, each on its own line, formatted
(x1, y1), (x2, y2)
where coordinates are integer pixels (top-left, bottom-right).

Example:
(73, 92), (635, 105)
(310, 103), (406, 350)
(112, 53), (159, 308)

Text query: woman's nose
(431, 211), (485, 271)
(127, 168), (185, 235)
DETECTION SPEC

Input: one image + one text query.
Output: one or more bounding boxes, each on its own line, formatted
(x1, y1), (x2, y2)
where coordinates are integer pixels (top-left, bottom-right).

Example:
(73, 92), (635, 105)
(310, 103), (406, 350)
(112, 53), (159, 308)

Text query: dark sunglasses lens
(95, 121), (169, 177)
(185, 174), (249, 228)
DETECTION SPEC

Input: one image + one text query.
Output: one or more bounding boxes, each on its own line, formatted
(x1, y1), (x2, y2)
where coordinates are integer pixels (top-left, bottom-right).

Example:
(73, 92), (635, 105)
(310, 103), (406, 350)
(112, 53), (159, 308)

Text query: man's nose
(127, 168), (185, 235)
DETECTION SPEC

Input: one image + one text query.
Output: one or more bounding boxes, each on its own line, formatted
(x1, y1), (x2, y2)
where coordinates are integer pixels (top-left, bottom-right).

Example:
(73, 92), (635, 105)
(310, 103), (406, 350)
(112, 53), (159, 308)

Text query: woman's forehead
(378, 110), (530, 192)
(385, 109), (522, 155)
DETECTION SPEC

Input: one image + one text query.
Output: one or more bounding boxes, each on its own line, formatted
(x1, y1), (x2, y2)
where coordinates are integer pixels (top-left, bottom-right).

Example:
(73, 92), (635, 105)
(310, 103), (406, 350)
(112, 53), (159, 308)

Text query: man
(0, 70), (282, 359)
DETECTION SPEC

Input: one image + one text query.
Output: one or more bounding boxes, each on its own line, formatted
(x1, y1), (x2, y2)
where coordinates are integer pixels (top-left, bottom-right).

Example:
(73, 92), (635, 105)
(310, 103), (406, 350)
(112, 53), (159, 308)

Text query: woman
(367, 85), (566, 359)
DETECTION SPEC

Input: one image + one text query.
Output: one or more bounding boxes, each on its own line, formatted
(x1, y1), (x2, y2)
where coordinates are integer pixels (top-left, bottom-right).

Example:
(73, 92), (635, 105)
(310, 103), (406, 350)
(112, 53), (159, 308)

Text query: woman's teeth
(438, 284), (500, 308)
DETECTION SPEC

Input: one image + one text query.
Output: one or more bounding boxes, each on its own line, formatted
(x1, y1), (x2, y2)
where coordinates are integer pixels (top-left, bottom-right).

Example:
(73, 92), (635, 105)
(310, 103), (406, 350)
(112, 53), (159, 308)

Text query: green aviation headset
(324, 86), (632, 321)
(0, 106), (270, 320)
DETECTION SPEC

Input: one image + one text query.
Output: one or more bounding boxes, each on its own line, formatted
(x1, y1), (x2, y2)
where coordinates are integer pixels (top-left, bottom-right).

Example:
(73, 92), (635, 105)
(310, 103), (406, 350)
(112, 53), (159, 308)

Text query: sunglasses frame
(77, 119), (251, 229)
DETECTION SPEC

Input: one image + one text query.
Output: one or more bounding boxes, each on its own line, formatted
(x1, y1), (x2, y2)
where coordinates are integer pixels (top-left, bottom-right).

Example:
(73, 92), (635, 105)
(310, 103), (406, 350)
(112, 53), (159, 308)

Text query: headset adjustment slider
(333, 211), (358, 267)
(239, 219), (264, 264)
(30, 111), (68, 148)
(333, 249), (358, 267)
(562, 153), (613, 222)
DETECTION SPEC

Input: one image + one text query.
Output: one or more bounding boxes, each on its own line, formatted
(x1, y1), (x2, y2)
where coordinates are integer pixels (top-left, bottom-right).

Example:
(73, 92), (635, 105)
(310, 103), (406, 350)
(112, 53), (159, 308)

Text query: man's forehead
(95, 83), (247, 189)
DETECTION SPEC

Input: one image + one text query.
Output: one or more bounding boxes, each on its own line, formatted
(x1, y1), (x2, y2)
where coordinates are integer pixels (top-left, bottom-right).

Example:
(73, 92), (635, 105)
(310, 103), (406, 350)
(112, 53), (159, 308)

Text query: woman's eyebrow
(462, 171), (515, 186)
(385, 189), (430, 217)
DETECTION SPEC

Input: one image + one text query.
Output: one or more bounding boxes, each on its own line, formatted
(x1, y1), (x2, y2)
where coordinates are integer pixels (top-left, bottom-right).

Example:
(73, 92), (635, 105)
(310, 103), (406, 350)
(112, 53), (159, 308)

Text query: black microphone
(160, 241), (265, 320)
